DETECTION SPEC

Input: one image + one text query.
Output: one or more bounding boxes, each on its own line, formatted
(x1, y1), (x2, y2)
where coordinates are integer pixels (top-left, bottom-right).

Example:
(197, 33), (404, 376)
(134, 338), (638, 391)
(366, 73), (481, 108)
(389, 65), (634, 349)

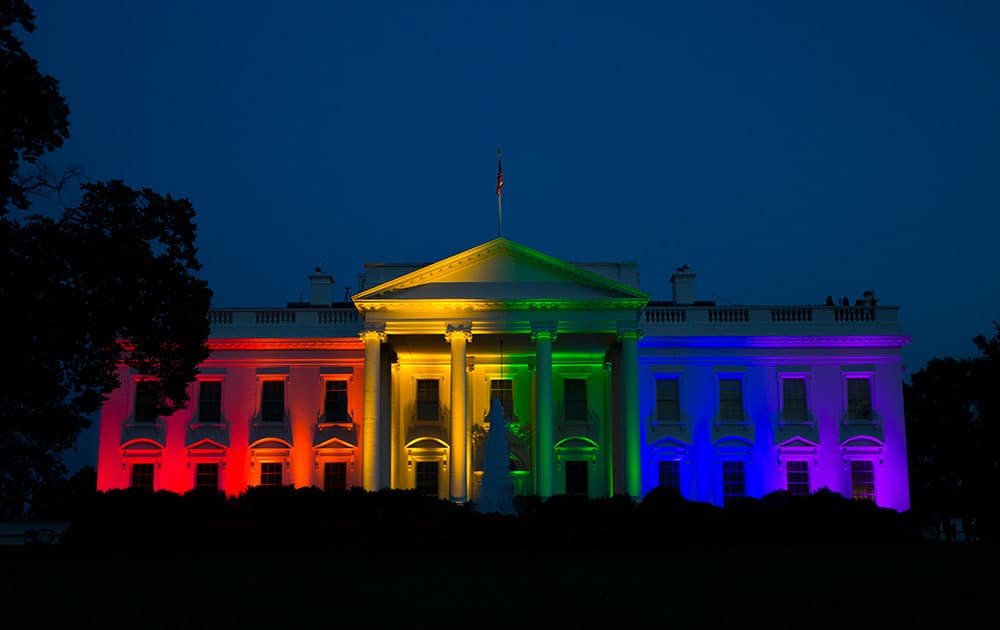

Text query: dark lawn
(2, 542), (994, 628)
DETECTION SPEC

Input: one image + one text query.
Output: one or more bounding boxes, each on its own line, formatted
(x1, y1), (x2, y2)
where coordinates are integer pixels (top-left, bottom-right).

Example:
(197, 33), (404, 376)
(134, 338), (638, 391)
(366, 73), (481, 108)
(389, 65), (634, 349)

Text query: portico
(351, 237), (648, 500)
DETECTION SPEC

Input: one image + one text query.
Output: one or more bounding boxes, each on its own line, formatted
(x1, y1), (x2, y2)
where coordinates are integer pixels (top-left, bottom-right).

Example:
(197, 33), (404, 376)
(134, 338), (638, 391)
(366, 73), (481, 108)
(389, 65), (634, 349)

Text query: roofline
(352, 237), (650, 302)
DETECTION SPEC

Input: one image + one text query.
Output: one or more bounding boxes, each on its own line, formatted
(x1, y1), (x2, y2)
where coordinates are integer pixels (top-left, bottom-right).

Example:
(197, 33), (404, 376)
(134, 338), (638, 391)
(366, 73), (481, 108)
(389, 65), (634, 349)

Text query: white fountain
(476, 397), (516, 515)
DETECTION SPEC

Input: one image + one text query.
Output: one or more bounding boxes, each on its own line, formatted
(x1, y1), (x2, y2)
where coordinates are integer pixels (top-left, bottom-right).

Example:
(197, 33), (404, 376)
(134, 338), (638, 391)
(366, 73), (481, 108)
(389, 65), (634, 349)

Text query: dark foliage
(26, 465), (95, 521)
(1, 0), (70, 212)
(0, 181), (212, 517)
(1, 1), (212, 516)
(905, 322), (1000, 540)
(61, 486), (924, 550)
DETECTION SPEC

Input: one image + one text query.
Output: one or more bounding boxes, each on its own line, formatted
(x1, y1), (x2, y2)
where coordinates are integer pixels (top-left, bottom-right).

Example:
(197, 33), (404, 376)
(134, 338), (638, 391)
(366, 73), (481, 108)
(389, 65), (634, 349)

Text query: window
(324, 462), (347, 492)
(565, 461), (588, 496)
(851, 460), (875, 501)
(195, 463), (219, 491)
(416, 379), (439, 422)
(131, 463), (154, 490)
(490, 379), (514, 420)
(722, 461), (745, 506)
(260, 462), (283, 487)
(134, 381), (158, 423)
(847, 378), (872, 421)
(415, 461), (439, 497)
(782, 379), (807, 422)
(786, 461), (809, 496)
(655, 379), (681, 422)
(564, 379), (587, 422)
(719, 379), (743, 421)
(198, 381), (222, 424)
(261, 381), (284, 423)
(658, 460), (681, 491)
(324, 381), (349, 423)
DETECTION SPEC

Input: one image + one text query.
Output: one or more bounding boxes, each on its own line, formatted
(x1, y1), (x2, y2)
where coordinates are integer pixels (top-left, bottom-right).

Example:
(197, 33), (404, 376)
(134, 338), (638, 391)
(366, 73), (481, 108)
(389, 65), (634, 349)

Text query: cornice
(208, 338), (363, 351)
(354, 298), (649, 312)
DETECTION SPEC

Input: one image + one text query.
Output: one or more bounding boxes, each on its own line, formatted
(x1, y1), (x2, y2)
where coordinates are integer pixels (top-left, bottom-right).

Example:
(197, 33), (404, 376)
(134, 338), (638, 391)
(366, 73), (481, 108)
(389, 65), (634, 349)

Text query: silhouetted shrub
(60, 485), (924, 548)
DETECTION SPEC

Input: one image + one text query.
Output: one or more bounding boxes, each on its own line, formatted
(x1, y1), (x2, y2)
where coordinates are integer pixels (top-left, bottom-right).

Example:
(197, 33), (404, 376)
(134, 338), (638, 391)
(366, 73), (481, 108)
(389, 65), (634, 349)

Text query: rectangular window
(490, 379), (514, 420)
(564, 379), (587, 422)
(131, 463), (154, 490)
(198, 381), (222, 424)
(324, 462), (347, 492)
(260, 462), (283, 487)
(851, 460), (875, 501)
(847, 378), (872, 420)
(565, 460), (588, 496)
(782, 379), (807, 422)
(195, 463), (219, 491)
(658, 460), (681, 491)
(719, 378), (743, 421)
(722, 461), (745, 506)
(415, 461), (439, 497)
(134, 381), (158, 423)
(416, 379), (439, 422)
(261, 381), (284, 423)
(655, 379), (681, 422)
(786, 461), (809, 496)
(324, 381), (349, 423)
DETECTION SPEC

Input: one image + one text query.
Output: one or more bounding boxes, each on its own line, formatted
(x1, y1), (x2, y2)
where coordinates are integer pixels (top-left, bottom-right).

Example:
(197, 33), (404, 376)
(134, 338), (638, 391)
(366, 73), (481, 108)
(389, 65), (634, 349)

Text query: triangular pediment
(314, 436), (357, 450)
(353, 238), (648, 307)
(186, 438), (228, 450)
(650, 437), (689, 452)
(776, 437), (818, 450)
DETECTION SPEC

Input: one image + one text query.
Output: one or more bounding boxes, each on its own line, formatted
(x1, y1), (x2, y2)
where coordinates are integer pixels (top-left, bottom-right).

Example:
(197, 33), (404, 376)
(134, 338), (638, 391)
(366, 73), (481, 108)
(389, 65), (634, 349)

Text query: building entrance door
(416, 461), (440, 497)
(565, 460), (588, 496)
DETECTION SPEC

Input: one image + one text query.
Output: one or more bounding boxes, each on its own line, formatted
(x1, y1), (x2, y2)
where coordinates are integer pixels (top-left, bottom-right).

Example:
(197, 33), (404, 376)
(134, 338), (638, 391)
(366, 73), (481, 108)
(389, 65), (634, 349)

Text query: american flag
(496, 154), (504, 198)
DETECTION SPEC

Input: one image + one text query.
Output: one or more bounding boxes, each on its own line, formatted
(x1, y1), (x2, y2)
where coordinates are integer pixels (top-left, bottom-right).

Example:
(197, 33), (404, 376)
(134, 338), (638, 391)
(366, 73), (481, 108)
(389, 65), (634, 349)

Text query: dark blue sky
(23, 1), (1000, 467)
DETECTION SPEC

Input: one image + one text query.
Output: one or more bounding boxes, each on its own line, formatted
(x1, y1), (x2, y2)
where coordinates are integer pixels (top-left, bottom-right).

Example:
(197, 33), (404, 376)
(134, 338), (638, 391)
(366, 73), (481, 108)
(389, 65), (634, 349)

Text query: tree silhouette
(905, 322), (1000, 540)
(1, 0), (70, 212)
(0, 1), (212, 516)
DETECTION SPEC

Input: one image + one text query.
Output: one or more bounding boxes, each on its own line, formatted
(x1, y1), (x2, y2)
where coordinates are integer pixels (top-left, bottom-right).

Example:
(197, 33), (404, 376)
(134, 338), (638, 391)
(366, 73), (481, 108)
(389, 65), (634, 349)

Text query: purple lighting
(638, 343), (909, 511)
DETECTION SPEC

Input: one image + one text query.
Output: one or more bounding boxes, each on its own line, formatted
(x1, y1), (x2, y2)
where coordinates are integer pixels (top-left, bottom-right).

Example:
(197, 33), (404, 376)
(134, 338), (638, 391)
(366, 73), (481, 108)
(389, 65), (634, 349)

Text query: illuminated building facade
(96, 238), (911, 510)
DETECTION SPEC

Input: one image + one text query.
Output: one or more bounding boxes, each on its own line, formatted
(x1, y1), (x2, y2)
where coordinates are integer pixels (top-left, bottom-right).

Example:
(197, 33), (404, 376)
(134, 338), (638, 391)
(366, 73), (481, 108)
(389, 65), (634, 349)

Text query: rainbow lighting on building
(97, 238), (911, 510)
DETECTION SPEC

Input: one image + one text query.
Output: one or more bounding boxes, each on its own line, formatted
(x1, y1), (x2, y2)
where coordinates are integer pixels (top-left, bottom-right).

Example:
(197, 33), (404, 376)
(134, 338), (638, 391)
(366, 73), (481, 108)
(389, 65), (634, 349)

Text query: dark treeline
(905, 322), (1000, 540)
(57, 486), (923, 549)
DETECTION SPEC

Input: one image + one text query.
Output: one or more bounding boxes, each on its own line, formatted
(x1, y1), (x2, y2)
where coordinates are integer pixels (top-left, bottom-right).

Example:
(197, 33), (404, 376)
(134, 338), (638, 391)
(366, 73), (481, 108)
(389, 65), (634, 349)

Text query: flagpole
(497, 148), (503, 238)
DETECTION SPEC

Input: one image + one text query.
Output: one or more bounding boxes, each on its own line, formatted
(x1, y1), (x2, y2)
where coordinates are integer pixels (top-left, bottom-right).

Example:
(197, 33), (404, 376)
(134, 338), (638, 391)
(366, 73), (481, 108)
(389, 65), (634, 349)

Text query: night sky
(22, 1), (1000, 470)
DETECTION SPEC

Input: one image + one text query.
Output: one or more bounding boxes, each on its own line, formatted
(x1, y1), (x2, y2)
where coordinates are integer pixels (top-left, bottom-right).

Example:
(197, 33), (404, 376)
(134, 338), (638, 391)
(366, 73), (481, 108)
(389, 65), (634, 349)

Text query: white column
(360, 328), (386, 491)
(446, 324), (472, 503)
(532, 324), (556, 498)
(390, 362), (400, 489)
(620, 328), (641, 497)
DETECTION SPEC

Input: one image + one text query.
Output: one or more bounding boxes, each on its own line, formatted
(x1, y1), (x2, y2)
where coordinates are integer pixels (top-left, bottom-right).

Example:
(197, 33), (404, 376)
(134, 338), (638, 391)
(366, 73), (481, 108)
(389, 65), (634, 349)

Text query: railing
(208, 307), (360, 328)
(208, 304), (896, 332)
(708, 309), (750, 323)
(645, 308), (686, 323)
(642, 305), (899, 329)
(318, 309), (360, 324)
(834, 307), (876, 322)
(256, 311), (296, 324)
(209, 311), (232, 325)
(771, 308), (812, 322)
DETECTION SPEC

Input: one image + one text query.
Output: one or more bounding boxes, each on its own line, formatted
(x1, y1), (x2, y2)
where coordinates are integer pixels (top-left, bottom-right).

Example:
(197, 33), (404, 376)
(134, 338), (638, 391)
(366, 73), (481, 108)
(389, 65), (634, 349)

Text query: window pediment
(121, 438), (164, 454)
(185, 438), (228, 454)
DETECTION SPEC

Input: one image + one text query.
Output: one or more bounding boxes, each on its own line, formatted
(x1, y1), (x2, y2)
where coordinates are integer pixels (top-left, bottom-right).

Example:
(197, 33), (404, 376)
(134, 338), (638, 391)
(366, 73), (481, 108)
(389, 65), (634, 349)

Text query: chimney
(669, 265), (695, 305)
(308, 267), (335, 305)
